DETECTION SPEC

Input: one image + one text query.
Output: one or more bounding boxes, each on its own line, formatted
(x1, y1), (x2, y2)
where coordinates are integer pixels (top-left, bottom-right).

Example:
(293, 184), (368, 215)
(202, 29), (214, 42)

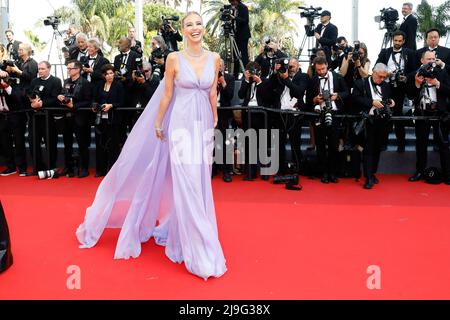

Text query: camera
(79, 56), (90, 69)
(352, 41), (361, 61)
(29, 88), (41, 100)
(0, 60), (15, 71)
(247, 66), (261, 78)
(134, 57), (144, 78)
(299, 6), (322, 20)
(275, 58), (289, 74)
(320, 90), (333, 126)
(43, 16), (61, 29)
(273, 174), (300, 190)
(220, 5), (236, 22)
(373, 100), (393, 119)
(374, 7), (399, 31)
(417, 62), (440, 79)
(151, 47), (164, 61)
(92, 102), (104, 125)
(38, 169), (58, 180)
(391, 69), (405, 88)
(161, 15), (179, 35)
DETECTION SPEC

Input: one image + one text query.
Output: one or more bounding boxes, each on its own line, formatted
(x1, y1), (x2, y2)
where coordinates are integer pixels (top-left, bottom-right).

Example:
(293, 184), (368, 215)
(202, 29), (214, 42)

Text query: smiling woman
(76, 11), (227, 281)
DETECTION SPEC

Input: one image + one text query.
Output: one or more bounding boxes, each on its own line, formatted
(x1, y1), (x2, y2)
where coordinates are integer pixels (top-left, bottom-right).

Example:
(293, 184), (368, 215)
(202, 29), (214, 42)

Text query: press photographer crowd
(1, 1), (450, 190)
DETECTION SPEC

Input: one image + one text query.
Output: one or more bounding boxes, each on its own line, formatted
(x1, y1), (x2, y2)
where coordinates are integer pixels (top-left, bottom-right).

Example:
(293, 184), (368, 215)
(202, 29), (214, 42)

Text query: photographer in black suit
(0, 76), (28, 176)
(158, 20), (182, 52)
(81, 38), (110, 88)
(5, 30), (21, 62)
(254, 39), (288, 79)
(271, 58), (308, 177)
(229, 0), (251, 78)
(406, 50), (450, 184)
(306, 56), (349, 183)
(91, 64), (124, 177)
(314, 10), (338, 62)
(128, 27), (143, 57)
(27, 61), (62, 175)
(57, 60), (92, 178)
(376, 30), (416, 152)
(114, 37), (140, 144)
(352, 63), (394, 189)
(399, 2), (418, 51)
(67, 33), (89, 64)
(216, 59), (235, 182)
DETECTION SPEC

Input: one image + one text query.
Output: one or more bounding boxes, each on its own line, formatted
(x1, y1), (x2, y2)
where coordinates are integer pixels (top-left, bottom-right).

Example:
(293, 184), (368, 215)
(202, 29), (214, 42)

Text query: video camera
(374, 7), (399, 31)
(44, 16), (61, 30)
(373, 100), (393, 119)
(220, 5), (236, 22)
(299, 6), (322, 21)
(417, 62), (440, 79)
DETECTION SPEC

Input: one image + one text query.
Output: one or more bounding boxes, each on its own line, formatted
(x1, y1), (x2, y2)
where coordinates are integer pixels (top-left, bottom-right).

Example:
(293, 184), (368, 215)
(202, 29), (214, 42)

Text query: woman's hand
(154, 121), (164, 140)
(213, 115), (218, 128)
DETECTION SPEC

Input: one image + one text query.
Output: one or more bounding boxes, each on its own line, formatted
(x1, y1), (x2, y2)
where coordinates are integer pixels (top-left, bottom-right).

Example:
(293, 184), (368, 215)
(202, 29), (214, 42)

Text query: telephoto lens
(37, 169), (59, 180)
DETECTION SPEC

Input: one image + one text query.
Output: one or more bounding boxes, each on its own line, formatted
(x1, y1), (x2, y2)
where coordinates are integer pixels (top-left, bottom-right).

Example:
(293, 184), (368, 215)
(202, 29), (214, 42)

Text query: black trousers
(215, 109), (235, 175)
(54, 115), (75, 170)
(0, 114), (27, 171)
(388, 84), (407, 147)
(28, 112), (57, 171)
(414, 114), (450, 177)
(363, 118), (388, 178)
(313, 122), (340, 176)
(278, 114), (303, 174)
(74, 121), (91, 170)
(233, 37), (249, 78)
(94, 120), (120, 174)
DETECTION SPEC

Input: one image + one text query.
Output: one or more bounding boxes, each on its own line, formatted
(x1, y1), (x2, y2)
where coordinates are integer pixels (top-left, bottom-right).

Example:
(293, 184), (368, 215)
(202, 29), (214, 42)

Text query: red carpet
(1, 170), (450, 299)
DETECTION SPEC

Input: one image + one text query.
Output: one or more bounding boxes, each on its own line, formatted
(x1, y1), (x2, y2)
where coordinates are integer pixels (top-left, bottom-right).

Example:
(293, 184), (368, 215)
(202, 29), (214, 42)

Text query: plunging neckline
(179, 51), (211, 82)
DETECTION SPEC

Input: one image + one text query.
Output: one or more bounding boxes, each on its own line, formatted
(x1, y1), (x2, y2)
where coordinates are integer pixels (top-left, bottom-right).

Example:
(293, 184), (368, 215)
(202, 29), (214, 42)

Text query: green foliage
(416, 0), (450, 40)
(23, 30), (47, 52)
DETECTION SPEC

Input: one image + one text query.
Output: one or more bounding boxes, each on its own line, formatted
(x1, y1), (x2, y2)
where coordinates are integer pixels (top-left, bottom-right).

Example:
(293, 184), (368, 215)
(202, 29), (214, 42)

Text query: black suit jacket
(405, 69), (450, 112)
(352, 77), (392, 113)
(114, 50), (140, 91)
(29, 75), (63, 110)
(238, 79), (270, 107)
(6, 40), (21, 61)
(416, 46), (450, 67)
(306, 71), (349, 112)
(399, 14), (418, 51)
(314, 23), (338, 50)
(93, 80), (125, 124)
(68, 47), (88, 63)
(218, 73), (235, 107)
(63, 77), (93, 126)
(234, 2), (251, 41)
(82, 55), (110, 88)
(0, 84), (26, 127)
(376, 47), (417, 74)
(271, 72), (309, 109)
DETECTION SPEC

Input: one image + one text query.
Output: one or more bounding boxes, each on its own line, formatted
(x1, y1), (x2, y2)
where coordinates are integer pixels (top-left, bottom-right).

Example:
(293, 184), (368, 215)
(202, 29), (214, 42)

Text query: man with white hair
(352, 63), (395, 189)
(67, 33), (88, 64)
(399, 2), (418, 51)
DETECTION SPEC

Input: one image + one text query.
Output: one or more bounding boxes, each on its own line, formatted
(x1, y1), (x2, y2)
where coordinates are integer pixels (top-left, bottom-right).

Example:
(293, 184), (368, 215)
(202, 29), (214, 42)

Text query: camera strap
(391, 50), (403, 70)
(369, 78), (383, 100)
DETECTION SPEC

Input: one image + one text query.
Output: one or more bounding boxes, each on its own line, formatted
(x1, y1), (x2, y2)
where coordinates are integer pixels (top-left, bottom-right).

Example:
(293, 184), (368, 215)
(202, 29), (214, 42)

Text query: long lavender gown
(76, 51), (227, 280)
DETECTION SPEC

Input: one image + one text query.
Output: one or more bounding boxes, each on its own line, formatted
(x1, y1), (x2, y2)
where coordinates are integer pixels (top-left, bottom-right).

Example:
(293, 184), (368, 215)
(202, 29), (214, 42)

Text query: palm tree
(416, 0), (450, 41)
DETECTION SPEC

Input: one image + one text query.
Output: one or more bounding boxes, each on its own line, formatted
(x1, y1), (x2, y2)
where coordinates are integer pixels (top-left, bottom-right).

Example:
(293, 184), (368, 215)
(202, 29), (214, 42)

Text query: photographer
(216, 59), (236, 182)
(254, 38), (287, 79)
(0, 76), (28, 176)
(406, 50), (450, 184)
(376, 30), (416, 152)
(352, 63), (394, 189)
(158, 18), (182, 52)
(416, 29), (450, 74)
(81, 38), (110, 87)
(67, 33), (89, 64)
(330, 36), (352, 71)
(306, 56), (349, 184)
(339, 42), (370, 89)
(5, 30), (21, 63)
(92, 64), (124, 177)
(228, 0), (251, 78)
(306, 48), (326, 78)
(57, 60), (92, 178)
(150, 35), (171, 79)
(399, 2), (418, 51)
(314, 10), (338, 61)
(238, 61), (270, 180)
(130, 61), (161, 123)
(271, 58), (309, 176)
(27, 61), (62, 175)
(5, 43), (38, 99)
(63, 24), (80, 60)
(128, 27), (143, 56)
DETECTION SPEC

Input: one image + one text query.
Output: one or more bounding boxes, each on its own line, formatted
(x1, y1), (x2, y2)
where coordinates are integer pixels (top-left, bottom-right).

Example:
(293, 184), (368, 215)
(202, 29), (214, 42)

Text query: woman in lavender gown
(76, 12), (227, 280)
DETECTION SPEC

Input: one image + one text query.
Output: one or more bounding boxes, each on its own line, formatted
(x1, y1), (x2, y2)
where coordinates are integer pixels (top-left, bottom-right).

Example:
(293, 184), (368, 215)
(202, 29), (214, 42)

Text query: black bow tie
(88, 57), (96, 60)
(429, 48), (437, 52)
(319, 77), (328, 81)
(393, 50), (402, 54)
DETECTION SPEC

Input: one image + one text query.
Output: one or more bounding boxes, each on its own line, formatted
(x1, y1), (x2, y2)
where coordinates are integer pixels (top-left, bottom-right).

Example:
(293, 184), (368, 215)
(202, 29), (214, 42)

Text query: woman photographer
(91, 64), (124, 177)
(339, 42), (370, 89)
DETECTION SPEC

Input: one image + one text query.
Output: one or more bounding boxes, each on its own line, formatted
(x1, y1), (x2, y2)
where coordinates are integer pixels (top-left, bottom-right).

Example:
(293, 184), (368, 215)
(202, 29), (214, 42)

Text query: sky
(5, 0), (449, 67)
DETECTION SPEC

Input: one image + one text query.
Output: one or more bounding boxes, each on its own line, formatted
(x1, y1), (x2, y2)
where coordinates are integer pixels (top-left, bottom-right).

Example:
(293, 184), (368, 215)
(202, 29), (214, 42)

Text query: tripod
(219, 22), (245, 76)
(47, 27), (66, 80)
(297, 19), (317, 61)
(380, 28), (396, 51)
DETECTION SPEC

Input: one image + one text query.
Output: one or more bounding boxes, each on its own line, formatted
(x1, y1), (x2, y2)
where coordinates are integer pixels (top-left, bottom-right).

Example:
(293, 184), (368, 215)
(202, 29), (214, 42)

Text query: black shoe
(372, 175), (379, 184)
(364, 177), (374, 189)
(397, 145), (405, 153)
(223, 173), (232, 183)
(321, 174), (329, 184)
(329, 175), (339, 183)
(408, 172), (423, 182)
(62, 167), (75, 178)
(0, 168), (17, 176)
(78, 169), (89, 178)
(261, 174), (270, 181)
